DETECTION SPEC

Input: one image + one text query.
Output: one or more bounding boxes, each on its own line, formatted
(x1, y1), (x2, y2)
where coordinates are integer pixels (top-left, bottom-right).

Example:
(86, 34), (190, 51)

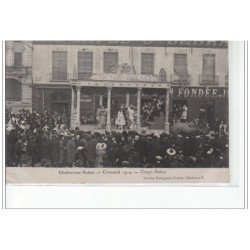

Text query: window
(141, 53), (154, 74)
(5, 79), (22, 101)
(78, 51), (93, 79)
(52, 51), (68, 81)
(202, 54), (215, 83)
(14, 52), (22, 67)
(103, 52), (118, 73)
(159, 68), (167, 82)
(174, 54), (188, 79)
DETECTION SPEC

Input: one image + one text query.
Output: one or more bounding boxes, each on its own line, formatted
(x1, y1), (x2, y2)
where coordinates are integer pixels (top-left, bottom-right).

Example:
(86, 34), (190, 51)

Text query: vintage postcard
(5, 41), (229, 184)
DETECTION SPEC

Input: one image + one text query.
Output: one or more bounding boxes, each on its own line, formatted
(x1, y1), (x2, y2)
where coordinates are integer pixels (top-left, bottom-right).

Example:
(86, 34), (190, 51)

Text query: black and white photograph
(4, 41), (230, 183)
(0, 2), (249, 250)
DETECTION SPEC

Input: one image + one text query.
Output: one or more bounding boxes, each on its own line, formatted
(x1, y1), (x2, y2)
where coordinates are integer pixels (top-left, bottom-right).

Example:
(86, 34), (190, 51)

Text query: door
(51, 102), (68, 115)
(50, 92), (70, 116)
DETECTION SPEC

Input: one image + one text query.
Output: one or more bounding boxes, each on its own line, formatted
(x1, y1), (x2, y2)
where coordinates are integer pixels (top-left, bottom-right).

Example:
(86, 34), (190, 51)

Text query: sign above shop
(80, 94), (92, 102)
(170, 87), (228, 99)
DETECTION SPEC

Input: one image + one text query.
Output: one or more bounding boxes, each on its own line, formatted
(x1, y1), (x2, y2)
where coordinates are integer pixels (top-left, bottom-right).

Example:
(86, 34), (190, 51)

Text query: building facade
(5, 41), (33, 112)
(32, 41), (228, 132)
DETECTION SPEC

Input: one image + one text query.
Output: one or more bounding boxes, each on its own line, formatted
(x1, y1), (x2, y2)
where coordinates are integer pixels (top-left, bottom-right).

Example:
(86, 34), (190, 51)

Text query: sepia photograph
(0, 2), (249, 250)
(5, 41), (229, 183)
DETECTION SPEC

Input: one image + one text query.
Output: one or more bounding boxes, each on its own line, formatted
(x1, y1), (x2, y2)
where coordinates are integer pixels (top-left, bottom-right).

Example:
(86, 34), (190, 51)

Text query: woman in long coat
(50, 135), (60, 166)
(95, 143), (107, 167)
(87, 136), (97, 167)
(41, 134), (51, 167)
(59, 135), (67, 167)
(66, 135), (76, 167)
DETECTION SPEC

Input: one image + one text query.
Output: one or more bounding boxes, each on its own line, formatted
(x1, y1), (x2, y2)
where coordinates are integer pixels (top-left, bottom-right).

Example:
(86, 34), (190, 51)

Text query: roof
(33, 40), (228, 48)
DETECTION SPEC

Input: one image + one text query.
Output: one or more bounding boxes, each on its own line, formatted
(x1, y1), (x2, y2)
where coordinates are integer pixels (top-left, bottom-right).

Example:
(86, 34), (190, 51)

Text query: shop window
(14, 52), (22, 67)
(202, 54), (215, 83)
(103, 52), (118, 73)
(5, 79), (22, 101)
(52, 51), (68, 81)
(141, 53), (154, 75)
(78, 51), (93, 79)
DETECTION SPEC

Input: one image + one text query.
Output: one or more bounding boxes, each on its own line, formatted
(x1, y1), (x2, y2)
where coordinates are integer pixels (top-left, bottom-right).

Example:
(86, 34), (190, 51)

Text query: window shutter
(141, 53), (154, 74)
(103, 52), (118, 73)
(14, 52), (22, 67)
(202, 54), (215, 82)
(174, 54), (187, 76)
(52, 51), (67, 80)
(78, 52), (93, 75)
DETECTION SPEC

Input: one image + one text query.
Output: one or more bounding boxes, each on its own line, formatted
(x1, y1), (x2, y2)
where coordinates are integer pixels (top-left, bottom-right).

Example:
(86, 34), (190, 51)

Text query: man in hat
(34, 127), (42, 164)
(95, 142), (107, 167)
(15, 135), (24, 167)
(27, 135), (38, 167)
(148, 134), (161, 164)
(117, 144), (130, 166)
(59, 134), (68, 167)
(106, 136), (120, 166)
(134, 134), (149, 164)
(74, 133), (82, 158)
(86, 134), (98, 167)
(6, 127), (18, 166)
(66, 134), (76, 167)
(41, 133), (51, 167)
(50, 134), (60, 167)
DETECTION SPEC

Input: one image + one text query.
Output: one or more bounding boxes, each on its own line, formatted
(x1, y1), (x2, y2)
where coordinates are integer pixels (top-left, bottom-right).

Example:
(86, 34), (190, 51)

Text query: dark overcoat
(41, 137), (51, 160)
(50, 138), (60, 163)
(66, 139), (76, 164)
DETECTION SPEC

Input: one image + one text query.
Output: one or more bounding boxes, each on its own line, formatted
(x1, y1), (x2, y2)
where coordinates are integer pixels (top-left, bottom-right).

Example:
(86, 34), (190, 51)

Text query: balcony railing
(199, 75), (219, 85)
(171, 74), (191, 84)
(5, 66), (28, 75)
(50, 72), (69, 82)
(72, 72), (163, 82)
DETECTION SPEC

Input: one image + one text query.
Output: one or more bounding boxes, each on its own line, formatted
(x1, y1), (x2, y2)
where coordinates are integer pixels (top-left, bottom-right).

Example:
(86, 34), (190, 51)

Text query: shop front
(32, 84), (71, 117)
(169, 86), (229, 127)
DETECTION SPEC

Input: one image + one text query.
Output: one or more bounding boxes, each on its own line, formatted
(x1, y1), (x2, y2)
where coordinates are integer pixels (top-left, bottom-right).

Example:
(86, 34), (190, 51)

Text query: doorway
(206, 102), (215, 128)
(51, 102), (68, 115)
(172, 99), (188, 121)
(50, 92), (70, 116)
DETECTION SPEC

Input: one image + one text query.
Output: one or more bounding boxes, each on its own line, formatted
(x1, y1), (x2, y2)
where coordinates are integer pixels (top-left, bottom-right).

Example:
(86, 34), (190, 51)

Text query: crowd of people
(80, 115), (97, 125)
(5, 108), (229, 168)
